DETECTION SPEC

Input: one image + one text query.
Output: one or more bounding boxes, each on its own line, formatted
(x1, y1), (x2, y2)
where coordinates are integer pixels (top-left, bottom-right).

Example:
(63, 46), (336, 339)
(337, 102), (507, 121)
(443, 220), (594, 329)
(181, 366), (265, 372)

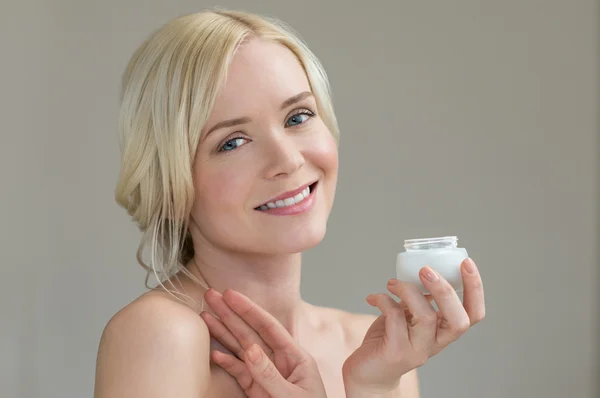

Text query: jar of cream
(396, 236), (468, 293)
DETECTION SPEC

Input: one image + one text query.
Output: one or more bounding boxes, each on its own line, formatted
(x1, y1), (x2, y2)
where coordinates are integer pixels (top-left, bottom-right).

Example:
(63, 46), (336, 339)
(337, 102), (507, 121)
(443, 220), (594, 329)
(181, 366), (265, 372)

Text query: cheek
(195, 167), (250, 212)
(311, 132), (339, 174)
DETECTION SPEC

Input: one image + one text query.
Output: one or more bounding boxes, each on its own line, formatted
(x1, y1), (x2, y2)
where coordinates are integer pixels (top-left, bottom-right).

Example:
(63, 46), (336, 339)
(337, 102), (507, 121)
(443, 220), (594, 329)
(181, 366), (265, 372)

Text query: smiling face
(188, 37), (339, 255)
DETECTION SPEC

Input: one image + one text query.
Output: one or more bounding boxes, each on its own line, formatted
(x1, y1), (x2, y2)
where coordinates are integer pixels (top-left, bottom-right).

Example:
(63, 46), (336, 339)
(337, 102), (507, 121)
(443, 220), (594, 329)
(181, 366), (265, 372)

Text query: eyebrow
(204, 91), (314, 137)
(279, 91), (313, 110)
(205, 116), (251, 136)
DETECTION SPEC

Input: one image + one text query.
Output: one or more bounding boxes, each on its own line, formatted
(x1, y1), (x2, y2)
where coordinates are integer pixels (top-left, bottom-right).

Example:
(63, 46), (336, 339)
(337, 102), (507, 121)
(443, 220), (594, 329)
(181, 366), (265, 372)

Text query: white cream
(258, 186), (310, 211)
(396, 236), (468, 293)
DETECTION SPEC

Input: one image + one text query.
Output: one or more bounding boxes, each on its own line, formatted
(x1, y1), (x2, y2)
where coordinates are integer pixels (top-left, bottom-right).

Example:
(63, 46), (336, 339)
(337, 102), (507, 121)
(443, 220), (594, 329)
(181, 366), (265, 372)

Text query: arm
(343, 369), (419, 398)
(93, 296), (212, 398)
(399, 369), (420, 398)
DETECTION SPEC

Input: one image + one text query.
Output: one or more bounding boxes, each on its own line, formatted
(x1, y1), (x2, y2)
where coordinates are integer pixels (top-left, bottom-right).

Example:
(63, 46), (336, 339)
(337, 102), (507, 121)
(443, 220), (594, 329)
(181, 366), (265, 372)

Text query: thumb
(244, 344), (290, 396)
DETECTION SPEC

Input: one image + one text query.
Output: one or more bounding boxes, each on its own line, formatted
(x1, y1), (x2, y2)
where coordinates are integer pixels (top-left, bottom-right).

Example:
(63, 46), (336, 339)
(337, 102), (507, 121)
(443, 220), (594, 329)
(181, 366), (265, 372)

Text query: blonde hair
(114, 8), (340, 295)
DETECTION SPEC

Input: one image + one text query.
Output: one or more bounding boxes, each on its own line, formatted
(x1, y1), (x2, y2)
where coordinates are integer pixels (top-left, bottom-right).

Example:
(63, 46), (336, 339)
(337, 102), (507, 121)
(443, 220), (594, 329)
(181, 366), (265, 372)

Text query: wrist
(342, 374), (398, 398)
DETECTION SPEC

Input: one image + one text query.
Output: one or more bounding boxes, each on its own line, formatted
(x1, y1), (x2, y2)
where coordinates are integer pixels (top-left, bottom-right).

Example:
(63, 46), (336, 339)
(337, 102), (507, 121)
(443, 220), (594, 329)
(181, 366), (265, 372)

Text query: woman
(94, 8), (485, 398)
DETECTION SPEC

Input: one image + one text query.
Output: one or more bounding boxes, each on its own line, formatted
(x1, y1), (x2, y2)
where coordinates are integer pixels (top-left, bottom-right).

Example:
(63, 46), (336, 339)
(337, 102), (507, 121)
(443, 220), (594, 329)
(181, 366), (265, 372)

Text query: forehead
(210, 38), (312, 116)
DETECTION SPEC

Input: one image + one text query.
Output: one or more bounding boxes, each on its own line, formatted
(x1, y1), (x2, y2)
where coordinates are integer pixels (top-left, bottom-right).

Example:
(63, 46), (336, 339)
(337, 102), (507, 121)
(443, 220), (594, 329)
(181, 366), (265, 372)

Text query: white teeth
(292, 192), (304, 203)
(259, 185), (313, 210)
(283, 197), (295, 206)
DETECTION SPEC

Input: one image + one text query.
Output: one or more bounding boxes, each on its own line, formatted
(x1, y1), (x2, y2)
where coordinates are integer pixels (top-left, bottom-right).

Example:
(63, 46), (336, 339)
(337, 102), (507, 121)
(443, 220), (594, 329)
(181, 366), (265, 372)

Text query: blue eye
(219, 137), (246, 152)
(285, 110), (314, 127)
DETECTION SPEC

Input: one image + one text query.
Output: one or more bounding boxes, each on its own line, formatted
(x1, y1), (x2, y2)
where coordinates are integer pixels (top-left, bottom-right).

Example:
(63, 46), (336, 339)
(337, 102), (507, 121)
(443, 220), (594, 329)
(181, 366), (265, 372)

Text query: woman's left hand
(342, 258), (485, 396)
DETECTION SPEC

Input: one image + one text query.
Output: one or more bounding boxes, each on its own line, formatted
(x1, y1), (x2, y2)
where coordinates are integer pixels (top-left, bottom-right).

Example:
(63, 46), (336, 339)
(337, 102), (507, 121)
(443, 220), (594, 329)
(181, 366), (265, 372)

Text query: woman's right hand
(201, 288), (327, 398)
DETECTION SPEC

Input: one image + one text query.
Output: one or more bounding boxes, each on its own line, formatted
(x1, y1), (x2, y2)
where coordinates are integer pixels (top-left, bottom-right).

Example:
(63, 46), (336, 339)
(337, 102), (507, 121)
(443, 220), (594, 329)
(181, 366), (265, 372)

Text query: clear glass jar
(396, 236), (468, 293)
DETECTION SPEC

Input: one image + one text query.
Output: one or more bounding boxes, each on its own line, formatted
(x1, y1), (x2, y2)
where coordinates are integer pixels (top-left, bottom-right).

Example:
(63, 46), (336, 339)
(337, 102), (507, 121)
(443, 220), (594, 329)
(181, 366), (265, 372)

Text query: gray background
(1, 1), (598, 397)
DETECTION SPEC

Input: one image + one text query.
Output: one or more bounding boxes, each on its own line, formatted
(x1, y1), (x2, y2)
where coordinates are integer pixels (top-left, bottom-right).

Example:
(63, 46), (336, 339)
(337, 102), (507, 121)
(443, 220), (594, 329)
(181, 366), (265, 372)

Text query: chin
(285, 226), (326, 253)
(259, 221), (327, 254)
(249, 194), (332, 254)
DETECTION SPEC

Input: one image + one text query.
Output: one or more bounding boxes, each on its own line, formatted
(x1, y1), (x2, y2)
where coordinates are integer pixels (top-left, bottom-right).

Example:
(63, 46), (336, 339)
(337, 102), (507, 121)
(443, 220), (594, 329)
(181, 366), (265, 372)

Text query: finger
(200, 311), (244, 358)
(366, 293), (409, 346)
(386, 278), (437, 350)
(211, 350), (255, 391)
(244, 344), (291, 397)
(418, 266), (470, 347)
(395, 294), (435, 309)
(387, 279), (436, 317)
(204, 289), (272, 357)
(212, 350), (271, 398)
(393, 297), (433, 326)
(223, 289), (302, 359)
(461, 258), (486, 325)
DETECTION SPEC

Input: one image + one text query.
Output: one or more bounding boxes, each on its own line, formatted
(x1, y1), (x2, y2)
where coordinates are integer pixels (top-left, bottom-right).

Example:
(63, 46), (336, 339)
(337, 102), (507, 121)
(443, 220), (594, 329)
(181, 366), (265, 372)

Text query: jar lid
(404, 236), (458, 250)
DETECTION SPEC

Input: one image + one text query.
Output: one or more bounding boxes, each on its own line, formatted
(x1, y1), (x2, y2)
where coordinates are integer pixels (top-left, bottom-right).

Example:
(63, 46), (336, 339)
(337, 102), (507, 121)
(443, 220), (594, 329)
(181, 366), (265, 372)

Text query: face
(189, 38), (339, 255)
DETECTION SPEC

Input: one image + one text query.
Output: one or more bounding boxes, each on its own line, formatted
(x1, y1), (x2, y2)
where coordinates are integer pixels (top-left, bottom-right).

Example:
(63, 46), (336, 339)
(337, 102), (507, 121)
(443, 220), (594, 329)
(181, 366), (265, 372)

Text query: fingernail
(388, 278), (398, 286)
(463, 258), (477, 275)
(366, 294), (378, 306)
(247, 345), (262, 364)
(422, 267), (439, 283)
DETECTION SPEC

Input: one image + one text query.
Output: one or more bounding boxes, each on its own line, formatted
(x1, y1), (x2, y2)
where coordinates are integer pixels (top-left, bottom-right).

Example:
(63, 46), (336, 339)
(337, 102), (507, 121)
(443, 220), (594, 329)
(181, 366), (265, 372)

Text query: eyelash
(285, 109), (315, 126)
(217, 108), (316, 153)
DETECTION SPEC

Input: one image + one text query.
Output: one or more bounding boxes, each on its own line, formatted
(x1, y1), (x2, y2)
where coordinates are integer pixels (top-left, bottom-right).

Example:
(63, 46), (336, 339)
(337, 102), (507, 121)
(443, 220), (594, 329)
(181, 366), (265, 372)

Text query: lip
(256, 180), (318, 208)
(255, 181), (318, 216)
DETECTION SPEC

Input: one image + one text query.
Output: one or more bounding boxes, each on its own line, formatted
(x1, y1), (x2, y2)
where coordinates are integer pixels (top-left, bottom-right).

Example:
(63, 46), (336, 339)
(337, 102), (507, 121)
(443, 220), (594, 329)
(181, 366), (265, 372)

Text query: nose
(262, 134), (305, 180)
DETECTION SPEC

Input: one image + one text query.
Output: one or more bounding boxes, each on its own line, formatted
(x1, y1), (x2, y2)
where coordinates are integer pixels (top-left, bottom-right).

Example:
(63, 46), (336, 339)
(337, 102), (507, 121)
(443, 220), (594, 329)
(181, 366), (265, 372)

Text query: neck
(186, 242), (308, 339)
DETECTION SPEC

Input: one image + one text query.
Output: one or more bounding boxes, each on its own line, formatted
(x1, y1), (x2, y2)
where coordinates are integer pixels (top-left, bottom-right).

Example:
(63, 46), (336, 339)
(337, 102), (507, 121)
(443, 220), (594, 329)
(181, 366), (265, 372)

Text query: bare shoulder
(339, 309), (421, 398)
(94, 291), (211, 398)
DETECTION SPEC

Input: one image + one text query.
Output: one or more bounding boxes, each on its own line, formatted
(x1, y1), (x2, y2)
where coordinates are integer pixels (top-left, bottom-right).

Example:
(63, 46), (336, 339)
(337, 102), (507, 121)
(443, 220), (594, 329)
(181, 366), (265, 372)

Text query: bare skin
(94, 274), (419, 398)
(95, 36), (483, 397)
